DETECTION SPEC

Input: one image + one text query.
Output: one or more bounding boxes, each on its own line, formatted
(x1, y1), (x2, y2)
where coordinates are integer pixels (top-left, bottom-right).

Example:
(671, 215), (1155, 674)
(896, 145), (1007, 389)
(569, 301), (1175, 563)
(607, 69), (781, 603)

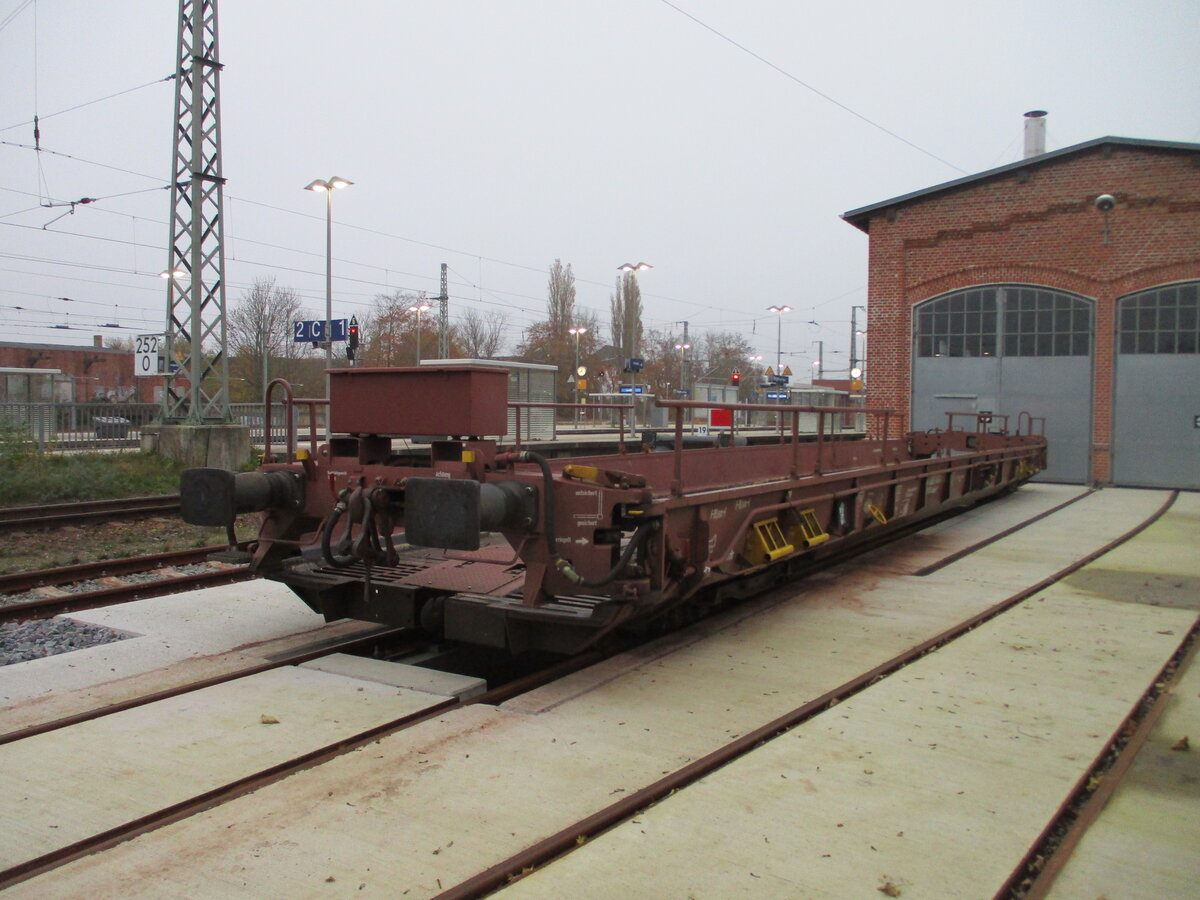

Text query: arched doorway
(911, 285), (1094, 482)
(1112, 281), (1200, 488)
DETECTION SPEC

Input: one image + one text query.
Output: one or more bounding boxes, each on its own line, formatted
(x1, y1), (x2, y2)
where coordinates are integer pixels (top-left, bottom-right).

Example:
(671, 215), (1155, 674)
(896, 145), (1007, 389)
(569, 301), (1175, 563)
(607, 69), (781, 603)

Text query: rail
(657, 398), (899, 496)
(944, 409), (1044, 437)
(507, 401), (632, 454)
(260, 380), (868, 463)
(263, 378), (326, 464)
(0, 495), (181, 533)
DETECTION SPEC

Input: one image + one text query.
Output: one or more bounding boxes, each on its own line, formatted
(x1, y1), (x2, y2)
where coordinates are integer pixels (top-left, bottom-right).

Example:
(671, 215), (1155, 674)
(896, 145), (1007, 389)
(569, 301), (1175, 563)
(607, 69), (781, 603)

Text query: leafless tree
(229, 277), (307, 399)
(546, 259), (576, 342)
(364, 290), (451, 367)
(611, 272), (643, 366)
(609, 275), (624, 360)
(457, 308), (506, 358)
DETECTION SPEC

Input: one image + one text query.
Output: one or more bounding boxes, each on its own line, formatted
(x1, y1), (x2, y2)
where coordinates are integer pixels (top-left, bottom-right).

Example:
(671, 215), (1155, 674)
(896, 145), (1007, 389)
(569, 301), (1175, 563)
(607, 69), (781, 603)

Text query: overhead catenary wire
(0, 74), (175, 134)
(656, 0), (968, 175)
(0, 0), (36, 34)
(2, 138), (841, 333)
(1, 127), (863, 350)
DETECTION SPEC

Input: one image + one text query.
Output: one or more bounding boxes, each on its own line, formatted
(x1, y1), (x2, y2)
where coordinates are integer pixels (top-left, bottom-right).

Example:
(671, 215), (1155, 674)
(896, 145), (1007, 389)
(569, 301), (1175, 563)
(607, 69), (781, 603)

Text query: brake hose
(510, 449), (653, 589)
(515, 450), (559, 562)
(556, 520), (655, 587)
(320, 486), (358, 568)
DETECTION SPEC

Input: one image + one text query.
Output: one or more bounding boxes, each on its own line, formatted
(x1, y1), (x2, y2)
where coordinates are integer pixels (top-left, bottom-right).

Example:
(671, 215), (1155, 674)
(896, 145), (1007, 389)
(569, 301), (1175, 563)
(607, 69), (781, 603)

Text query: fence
(0, 402), (160, 451)
(0, 402), (331, 453)
(0, 395), (863, 454)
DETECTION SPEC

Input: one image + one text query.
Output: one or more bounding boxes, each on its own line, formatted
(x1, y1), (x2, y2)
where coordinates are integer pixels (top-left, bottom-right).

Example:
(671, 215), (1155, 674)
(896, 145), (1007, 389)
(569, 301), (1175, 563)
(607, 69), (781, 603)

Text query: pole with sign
(135, 334), (166, 376)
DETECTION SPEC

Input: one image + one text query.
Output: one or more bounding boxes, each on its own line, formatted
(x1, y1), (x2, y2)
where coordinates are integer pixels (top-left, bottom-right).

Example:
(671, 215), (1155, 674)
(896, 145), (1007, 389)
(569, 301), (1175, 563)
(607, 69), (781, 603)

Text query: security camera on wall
(1095, 194), (1116, 212)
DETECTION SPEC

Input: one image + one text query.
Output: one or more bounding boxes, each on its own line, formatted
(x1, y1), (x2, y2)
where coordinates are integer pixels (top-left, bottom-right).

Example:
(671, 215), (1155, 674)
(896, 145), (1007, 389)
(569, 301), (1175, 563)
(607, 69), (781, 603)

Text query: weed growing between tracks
(0, 425), (260, 573)
(0, 515), (259, 576)
(0, 426), (181, 507)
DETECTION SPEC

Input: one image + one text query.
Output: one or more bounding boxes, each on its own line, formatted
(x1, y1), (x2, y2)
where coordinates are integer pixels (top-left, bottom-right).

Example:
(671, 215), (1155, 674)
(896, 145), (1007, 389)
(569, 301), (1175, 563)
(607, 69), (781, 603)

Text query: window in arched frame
(914, 288), (999, 357)
(1117, 282), (1199, 354)
(915, 285), (1092, 358)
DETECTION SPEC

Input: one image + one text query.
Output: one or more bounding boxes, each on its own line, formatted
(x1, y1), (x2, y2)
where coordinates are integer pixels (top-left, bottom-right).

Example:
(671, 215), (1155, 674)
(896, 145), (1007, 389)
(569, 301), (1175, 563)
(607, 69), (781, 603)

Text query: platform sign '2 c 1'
(294, 319), (348, 342)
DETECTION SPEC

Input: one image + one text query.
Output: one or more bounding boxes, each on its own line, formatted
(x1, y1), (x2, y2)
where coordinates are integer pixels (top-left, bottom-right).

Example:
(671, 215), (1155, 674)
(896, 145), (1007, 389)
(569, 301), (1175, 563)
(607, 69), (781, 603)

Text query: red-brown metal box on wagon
(328, 366), (509, 436)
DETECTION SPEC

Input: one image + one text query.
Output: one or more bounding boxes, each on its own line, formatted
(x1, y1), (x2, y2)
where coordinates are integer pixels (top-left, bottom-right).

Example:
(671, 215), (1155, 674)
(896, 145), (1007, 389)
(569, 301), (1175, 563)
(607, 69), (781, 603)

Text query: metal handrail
(507, 401), (632, 454)
(1016, 411), (1047, 436)
(656, 399), (898, 495)
(945, 410), (1010, 433)
(263, 378), (326, 463)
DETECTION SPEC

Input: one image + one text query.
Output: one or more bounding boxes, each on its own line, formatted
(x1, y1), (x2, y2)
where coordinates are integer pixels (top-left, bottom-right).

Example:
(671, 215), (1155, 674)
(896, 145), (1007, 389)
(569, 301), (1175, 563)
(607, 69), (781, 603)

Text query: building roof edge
(841, 136), (1200, 233)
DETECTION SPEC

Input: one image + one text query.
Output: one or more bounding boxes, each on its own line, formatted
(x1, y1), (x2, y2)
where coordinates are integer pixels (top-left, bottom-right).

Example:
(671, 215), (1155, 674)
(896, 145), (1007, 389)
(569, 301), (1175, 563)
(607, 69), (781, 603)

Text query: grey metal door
(1111, 283), (1200, 489)
(911, 286), (1094, 483)
(912, 356), (1091, 482)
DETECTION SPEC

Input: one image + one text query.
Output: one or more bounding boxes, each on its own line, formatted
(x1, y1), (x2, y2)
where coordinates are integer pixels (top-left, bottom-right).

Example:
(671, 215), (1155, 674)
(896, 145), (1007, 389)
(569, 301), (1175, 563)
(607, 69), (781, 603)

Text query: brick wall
(0, 339), (154, 402)
(858, 143), (1200, 480)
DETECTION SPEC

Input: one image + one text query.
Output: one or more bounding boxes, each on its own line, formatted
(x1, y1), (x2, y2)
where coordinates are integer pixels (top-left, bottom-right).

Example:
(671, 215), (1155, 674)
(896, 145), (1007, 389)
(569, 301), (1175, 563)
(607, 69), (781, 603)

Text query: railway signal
(730, 370), (741, 385)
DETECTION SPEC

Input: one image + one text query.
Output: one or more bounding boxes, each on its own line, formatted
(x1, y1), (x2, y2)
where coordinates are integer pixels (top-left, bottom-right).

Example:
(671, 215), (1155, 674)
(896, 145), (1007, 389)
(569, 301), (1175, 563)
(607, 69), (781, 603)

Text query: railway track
(440, 490), (1187, 899)
(0, 487), (1193, 897)
(0, 625), (601, 888)
(0, 546), (252, 625)
(0, 495), (181, 533)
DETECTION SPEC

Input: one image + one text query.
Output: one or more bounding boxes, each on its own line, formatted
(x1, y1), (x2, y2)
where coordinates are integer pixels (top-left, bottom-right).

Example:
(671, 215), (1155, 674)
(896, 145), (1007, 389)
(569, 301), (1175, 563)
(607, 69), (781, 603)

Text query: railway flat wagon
(181, 366), (1047, 654)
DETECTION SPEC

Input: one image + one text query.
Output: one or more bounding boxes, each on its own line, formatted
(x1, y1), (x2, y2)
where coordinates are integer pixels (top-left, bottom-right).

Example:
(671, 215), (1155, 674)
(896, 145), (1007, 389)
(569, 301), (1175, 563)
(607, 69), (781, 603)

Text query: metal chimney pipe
(1023, 110), (1048, 158)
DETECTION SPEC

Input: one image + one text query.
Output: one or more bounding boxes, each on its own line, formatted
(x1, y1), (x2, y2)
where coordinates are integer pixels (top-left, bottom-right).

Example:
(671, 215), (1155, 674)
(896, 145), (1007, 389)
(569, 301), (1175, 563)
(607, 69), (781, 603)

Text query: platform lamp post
(304, 176), (353, 399)
(674, 342), (691, 398)
(569, 325), (588, 426)
(618, 262), (652, 434)
(409, 302), (432, 363)
(767, 304), (792, 372)
(853, 329), (866, 390)
(849, 304), (865, 375)
(747, 354), (763, 413)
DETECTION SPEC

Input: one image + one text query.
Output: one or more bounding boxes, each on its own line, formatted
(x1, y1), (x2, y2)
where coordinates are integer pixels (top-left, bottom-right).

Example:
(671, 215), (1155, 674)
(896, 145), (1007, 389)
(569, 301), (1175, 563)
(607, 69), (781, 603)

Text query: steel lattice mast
(437, 263), (449, 359)
(162, 0), (230, 423)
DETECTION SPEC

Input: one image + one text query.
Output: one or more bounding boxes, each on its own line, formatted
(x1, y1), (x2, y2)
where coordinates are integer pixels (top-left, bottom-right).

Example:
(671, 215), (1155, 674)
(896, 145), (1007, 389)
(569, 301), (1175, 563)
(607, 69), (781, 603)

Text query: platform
(1, 486), (1195, 898)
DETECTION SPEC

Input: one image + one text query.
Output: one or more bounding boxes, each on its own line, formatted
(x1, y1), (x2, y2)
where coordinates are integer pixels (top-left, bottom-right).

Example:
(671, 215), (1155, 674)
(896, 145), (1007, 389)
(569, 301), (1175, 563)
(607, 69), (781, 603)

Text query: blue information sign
(768, 373), (790, 385)
(294, 319), (348, 342)
(766, 391), (789, 400)
(618, 385), (646, 394)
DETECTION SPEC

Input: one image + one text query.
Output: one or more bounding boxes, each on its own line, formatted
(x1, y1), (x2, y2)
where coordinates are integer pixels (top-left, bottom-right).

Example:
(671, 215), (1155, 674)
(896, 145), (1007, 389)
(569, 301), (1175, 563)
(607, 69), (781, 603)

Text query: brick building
(842, 136), (1200, 488)
(0, 336), (154, 402)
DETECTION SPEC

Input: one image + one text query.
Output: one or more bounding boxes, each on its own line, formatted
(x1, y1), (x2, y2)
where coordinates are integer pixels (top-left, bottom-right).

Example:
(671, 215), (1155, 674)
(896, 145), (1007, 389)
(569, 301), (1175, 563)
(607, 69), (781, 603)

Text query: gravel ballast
(0, 618), (131, 666)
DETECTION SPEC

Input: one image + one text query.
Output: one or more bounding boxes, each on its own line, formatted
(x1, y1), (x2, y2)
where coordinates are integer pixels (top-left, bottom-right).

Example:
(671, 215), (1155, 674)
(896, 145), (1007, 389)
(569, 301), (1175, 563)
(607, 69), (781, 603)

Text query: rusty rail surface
(433, 490), (1180, 900)
(0, 563), (253, 626)
(0, 495), (181, 533)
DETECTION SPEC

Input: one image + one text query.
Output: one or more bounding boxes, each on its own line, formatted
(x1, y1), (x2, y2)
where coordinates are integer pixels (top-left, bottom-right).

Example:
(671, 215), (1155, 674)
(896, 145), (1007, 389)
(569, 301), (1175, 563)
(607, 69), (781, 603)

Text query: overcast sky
(2, 0), (1197, 374)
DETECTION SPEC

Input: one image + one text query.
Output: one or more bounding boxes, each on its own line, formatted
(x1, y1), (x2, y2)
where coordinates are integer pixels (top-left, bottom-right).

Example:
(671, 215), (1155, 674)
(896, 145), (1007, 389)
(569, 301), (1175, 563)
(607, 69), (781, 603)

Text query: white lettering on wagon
(573, 488), (603, 521)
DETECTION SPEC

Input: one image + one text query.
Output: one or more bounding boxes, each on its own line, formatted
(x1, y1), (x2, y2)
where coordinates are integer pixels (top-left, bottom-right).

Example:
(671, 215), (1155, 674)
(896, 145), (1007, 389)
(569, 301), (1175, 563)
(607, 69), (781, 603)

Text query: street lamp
(767, 305), (792, 371)
(674, 342), (691, 398)
(409, 302), (432, 363)
(853, 329), (866, 388)
(569, 326), (588, 425)
(849, 304), (865, 374)
(617, 263), (653, 433)
(304, 176), (353, 397)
